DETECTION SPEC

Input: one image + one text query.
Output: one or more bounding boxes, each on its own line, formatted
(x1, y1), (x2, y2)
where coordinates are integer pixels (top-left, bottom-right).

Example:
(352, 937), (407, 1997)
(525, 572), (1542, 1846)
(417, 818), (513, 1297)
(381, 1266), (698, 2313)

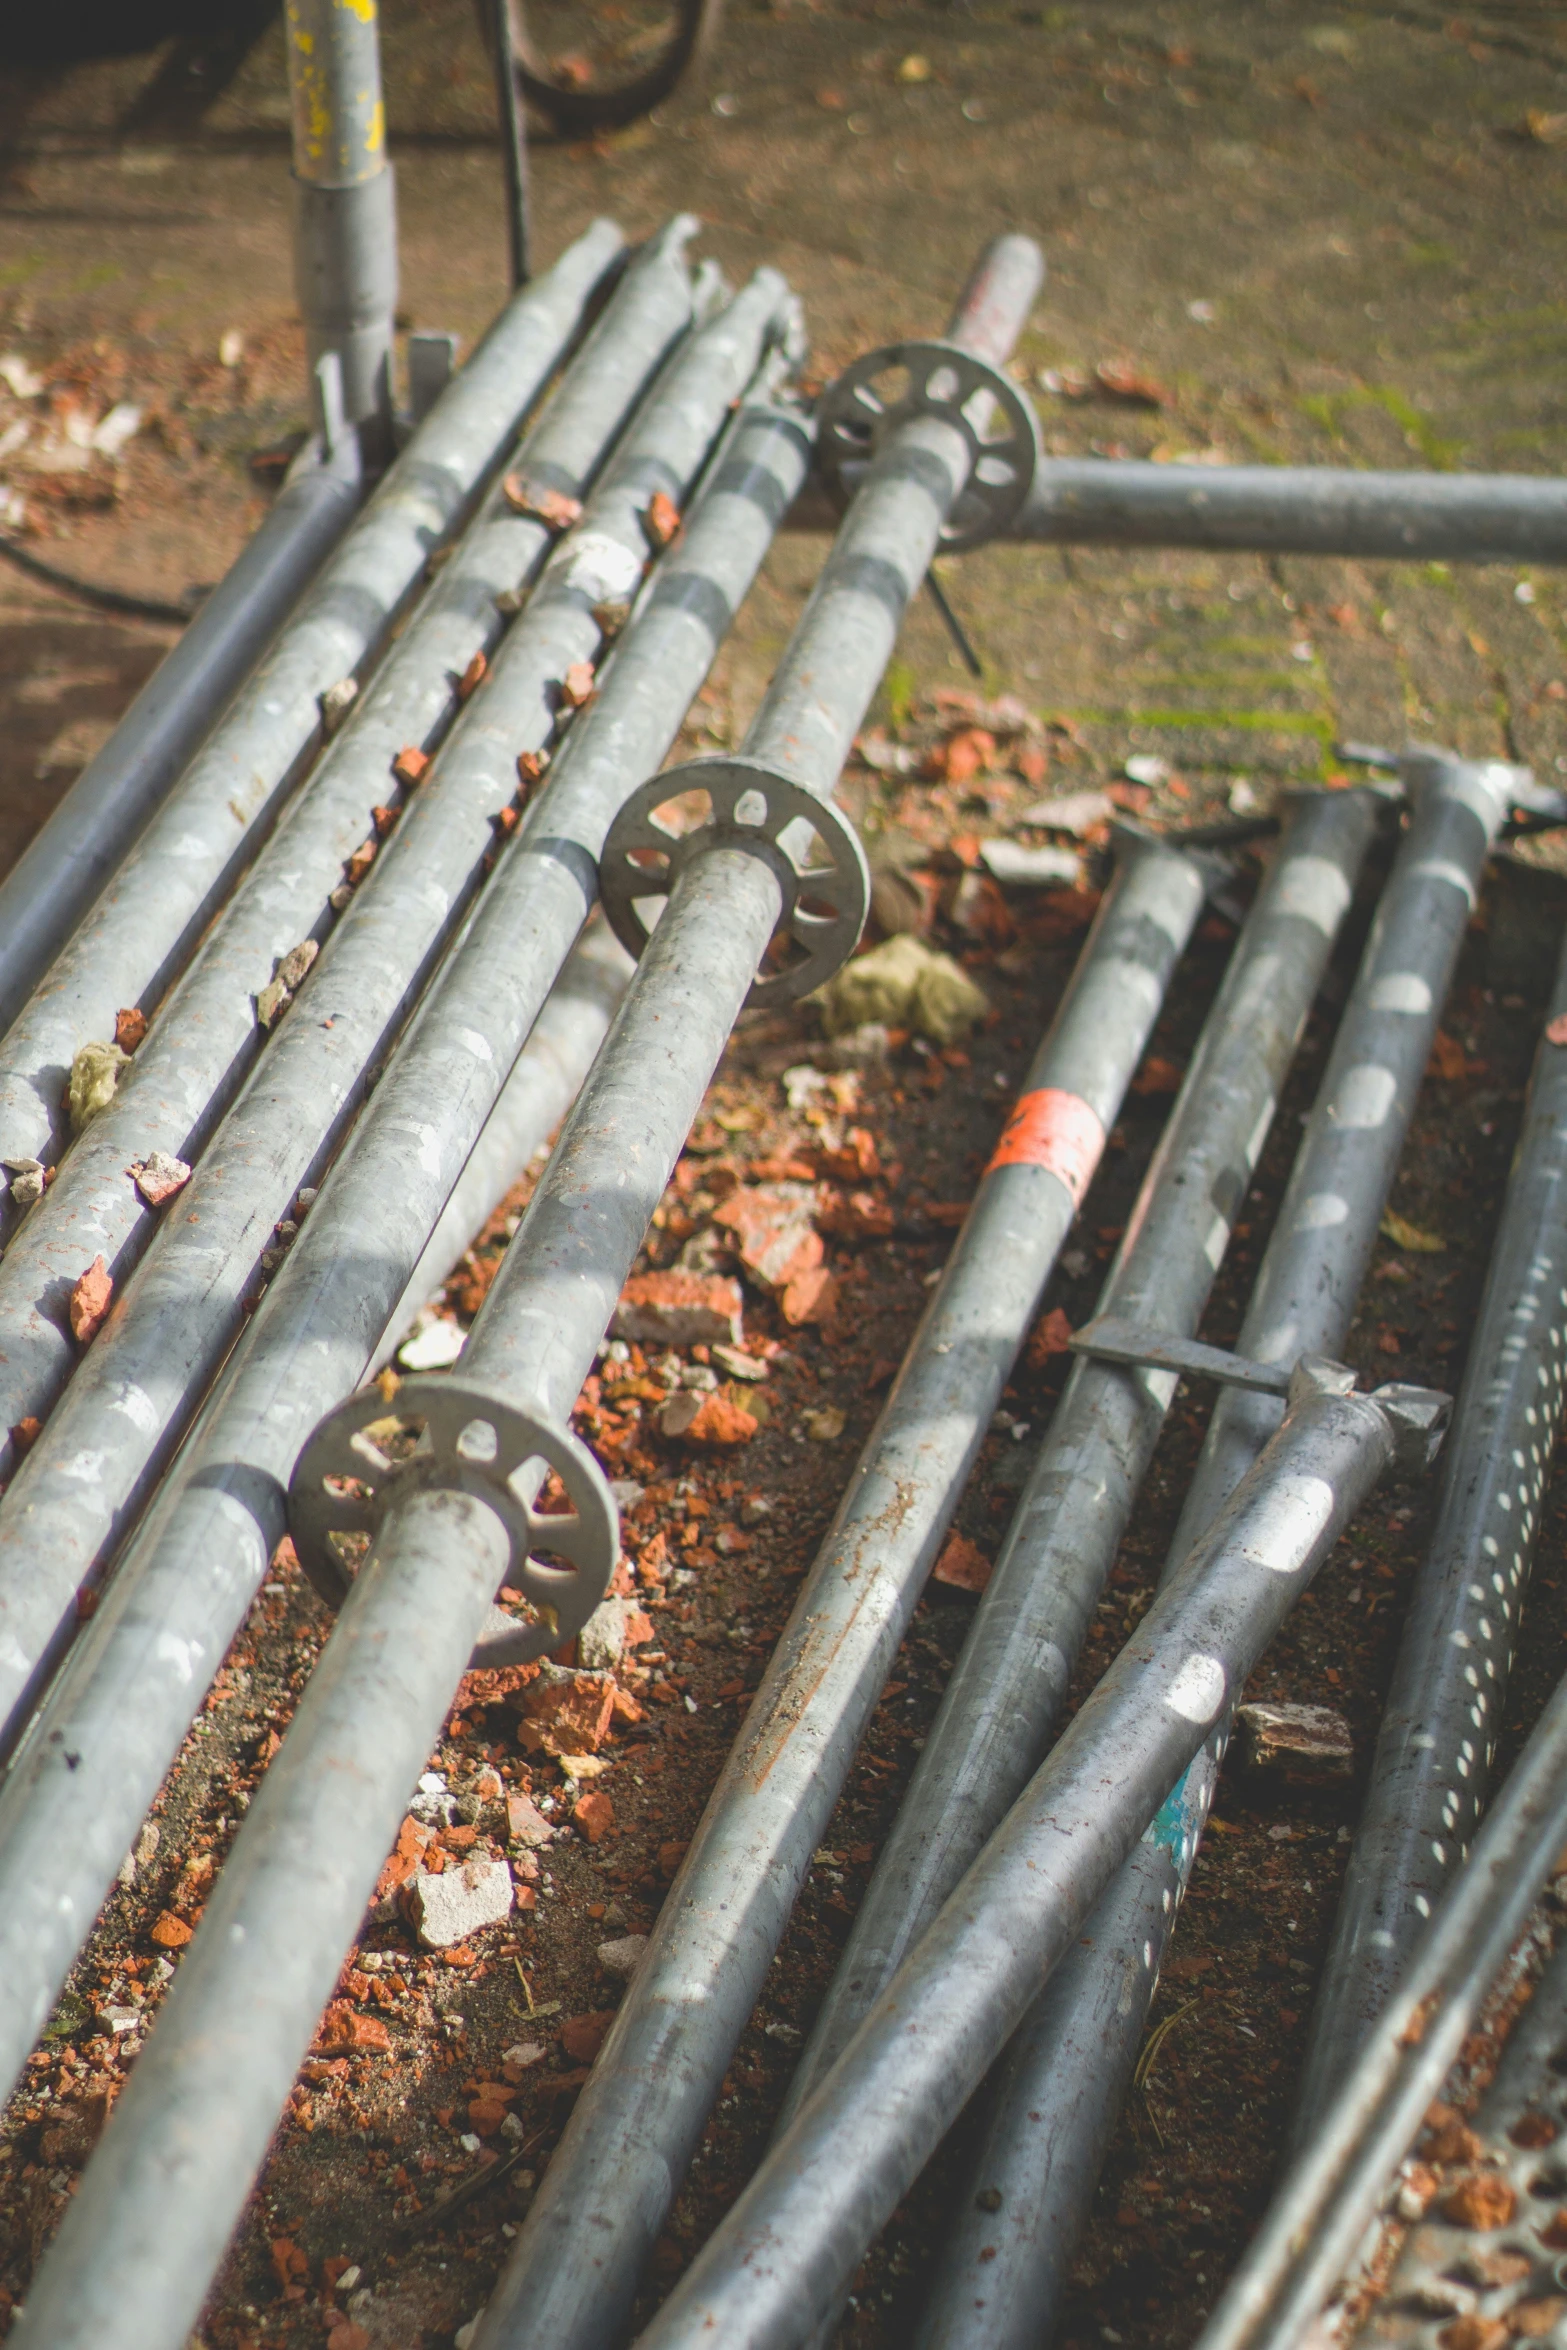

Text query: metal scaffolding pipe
(478, 829), (1208, 2350)
(0, 254), (777, 1746)
(1292, 920), (1567, 2138)
(1008, 458), (1567, 566)
(2, 236), (1040, 2350)
(0, 215), (623, 1194)
(370, 914), (633, 1373)
(913, 747), (1520, 2350)
(0, 221), (697, 1504)
(0, 364), (814, 2159)
(1191, 1661), (1567, 2350)
(0, 443), (366, 1037)
(775, 789), (1377, 2158)
(635, 1367), (1449, 2350)
(285, 0), (398, 455)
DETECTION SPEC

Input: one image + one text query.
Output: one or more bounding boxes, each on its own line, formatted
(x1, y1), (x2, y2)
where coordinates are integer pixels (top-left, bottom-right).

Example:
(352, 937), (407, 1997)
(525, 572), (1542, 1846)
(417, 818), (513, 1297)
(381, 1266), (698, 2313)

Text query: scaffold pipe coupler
(289, 1377), (619, 1667)
(597, 752), (870, 1000)
(813, 339), (1040, 550)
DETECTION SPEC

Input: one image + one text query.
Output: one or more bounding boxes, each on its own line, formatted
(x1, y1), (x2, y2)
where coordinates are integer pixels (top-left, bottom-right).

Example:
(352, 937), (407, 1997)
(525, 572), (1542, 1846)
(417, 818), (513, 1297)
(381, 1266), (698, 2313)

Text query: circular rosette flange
(287, 1376), (619, 1670)
(598, 753), (870, 1007)
(814, 339), (1039, 553)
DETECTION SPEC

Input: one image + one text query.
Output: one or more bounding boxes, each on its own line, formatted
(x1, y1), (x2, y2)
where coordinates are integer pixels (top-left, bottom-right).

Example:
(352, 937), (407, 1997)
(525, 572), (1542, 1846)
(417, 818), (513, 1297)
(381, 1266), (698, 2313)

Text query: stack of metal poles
(0, 272), (806, 2120)
(0, 223), (757, 1744)
(477, 779), (1369, 2350)
(0, 231), (1042, 2350)
(478, 820), (1211, 2347)
(910, 746), (1520, 2350)
(0, 214), (625, 1286)
(635, 1359), (1448, 2350)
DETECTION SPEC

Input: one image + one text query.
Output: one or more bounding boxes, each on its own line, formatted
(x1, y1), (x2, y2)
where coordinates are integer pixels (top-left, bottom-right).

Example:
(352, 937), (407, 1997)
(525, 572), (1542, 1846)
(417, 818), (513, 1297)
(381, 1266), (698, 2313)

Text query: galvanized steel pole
(0, 221), (697, 1500)
(776, 788), (1378, 2147)
(0, 444), (365, 1036)
(368, 914), (634, 1374)
(1008, 458), (1567, 566)
(635, 1368), (1449, 2350)
(0, 257), (778, 1742)
(476, 829), (1208, 2350)
(913, 748), (1520, 2350)
(0, 374), (815, 2123)
(3, 236), (1039, 2350)
(285, 0), (398, 456)
(1293, 918), (1567, 2137)
(0, 217), (622, 1194)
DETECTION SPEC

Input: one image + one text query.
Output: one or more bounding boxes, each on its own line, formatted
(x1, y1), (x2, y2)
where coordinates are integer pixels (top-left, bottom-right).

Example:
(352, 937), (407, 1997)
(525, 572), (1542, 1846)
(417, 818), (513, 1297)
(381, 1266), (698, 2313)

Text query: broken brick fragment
(458, 648), (488, 700)
(392, 745), (430, 788)
(503, 475), (583, 531)
(69, 1255), (113, 1345)
(781, 1265), (838, 1327)
(933, 1532), (993, 1594)
(1025, 1306), (1074, 1369)
(149, 1910), (193, 1949)
(517, 1670), (620, 1757)
(315, 2001), (392, 2054)
(517, 746), (550, 790)
(573, 1788), (615, 1843)
(114, 1006), (148, 1053)
(128, 1150), (191, 1209)
(375, 1814), (435, 1899)
(560, 2010), (616, 2062)
(1442, 2173), (1517, 2230)
(615, 1270), (743, 1348)
(559, 661), (596, 711)
(659, 1390), (758, 1447)
(642, 489), (682, 550)
(713, 1184), (823, 1294)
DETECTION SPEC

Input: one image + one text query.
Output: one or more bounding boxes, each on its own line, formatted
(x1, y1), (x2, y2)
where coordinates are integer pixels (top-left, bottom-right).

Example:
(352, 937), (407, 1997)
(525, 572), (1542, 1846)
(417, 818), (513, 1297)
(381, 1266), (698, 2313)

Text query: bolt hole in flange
(598, 753), (870, 1006)
(812, 338), (1040, 553)
(288, 1378), (619, 1668)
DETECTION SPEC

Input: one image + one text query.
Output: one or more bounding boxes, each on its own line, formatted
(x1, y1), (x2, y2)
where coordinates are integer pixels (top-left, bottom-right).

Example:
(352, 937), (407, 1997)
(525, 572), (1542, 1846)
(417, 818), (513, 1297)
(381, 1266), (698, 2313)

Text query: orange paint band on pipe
(985, 1086), (1105, 1204)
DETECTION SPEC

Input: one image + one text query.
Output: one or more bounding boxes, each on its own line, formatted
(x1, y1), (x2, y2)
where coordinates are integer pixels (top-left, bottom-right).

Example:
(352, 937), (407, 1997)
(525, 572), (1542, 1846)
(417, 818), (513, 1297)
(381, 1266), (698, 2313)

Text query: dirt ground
(3, 3), (1567, 2346)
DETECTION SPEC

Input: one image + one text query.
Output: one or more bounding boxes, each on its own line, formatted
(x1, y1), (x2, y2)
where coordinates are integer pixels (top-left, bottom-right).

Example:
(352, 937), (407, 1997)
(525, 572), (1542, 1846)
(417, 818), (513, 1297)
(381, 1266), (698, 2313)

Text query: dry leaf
(1095, 360), (1171, 407)
(1381, 1208), (1445, 1254)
